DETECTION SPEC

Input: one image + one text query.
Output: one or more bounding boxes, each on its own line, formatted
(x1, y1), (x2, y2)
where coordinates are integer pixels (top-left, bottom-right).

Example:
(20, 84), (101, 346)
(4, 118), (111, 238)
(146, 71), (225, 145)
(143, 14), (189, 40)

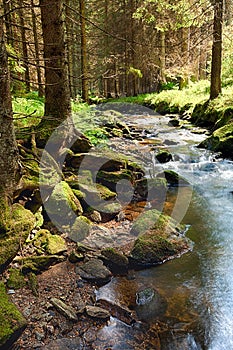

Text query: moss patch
(32, 229), (67, 255)
(69, 216), (91, 242)
(0, 282), (27, 348)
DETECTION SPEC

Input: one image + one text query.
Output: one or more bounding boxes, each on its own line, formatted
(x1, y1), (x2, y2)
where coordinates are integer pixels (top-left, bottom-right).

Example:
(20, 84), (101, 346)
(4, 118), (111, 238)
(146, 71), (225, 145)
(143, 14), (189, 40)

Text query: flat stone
(86, 305), (110, 320)
(50, 298), (78, 321)
(76, 259), (112, 285)
(43, 337), (84, 350)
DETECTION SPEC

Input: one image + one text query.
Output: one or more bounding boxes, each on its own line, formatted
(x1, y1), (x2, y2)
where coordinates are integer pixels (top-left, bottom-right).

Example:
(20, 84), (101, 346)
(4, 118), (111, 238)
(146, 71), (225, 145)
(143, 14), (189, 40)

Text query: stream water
(94, 104), (233, 349)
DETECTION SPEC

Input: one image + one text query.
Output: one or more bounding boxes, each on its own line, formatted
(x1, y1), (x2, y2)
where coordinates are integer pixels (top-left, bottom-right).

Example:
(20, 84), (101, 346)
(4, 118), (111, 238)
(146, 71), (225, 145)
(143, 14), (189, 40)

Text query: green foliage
(85, 128), (108, 145)
(127, 66), (143, 78)
(13, 95), (44, 128)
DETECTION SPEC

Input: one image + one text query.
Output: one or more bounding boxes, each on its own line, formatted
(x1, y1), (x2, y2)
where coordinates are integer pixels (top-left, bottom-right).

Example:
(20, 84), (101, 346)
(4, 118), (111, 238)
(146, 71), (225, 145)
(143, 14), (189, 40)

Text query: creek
(94, 103), (233, 349)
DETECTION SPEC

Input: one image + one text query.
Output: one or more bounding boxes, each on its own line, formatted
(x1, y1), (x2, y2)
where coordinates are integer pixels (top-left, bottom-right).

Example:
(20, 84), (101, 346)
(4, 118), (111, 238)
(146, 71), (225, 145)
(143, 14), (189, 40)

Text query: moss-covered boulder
(157, 170), (190, 187)
(130, 209), (191, 266)
(78, 183), (116, 206)
(101, 247), (129, 272)
(6, 268), (26, 290)
(198, 122), (233, 159)
(69, 216), (91, 242)
(15, 255), (65, 275)
(45, 181), (83, 223)
(155, 150), (173, 163)
(0, 282), (27, 349)
(0, 204), (35, 274)
(97, 202), (122, 222)
(96, 169), (133, 191)
(32, 229), (67, 255)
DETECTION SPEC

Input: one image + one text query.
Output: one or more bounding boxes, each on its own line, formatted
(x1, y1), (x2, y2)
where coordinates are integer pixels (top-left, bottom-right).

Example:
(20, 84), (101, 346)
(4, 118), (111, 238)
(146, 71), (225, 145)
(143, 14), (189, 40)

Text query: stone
(86, 209), (102, 223)
(136, 287), (155, 305)
(101, 247), (129, 270)
(78, 183), (116, 205)
(96, 169), (132, 191)
(97, 202), (122, 222)
(0, 203), (35, 274)
(6, 268), (26, 290)
(157, 170), (190, 187)
(155, 150), (173, 163)
(70, 135), (92, 153)
(50, 298), (78, 322)
(32, 229), (67, 255)
(97, 299), (135, 325)
(0, 282), (27, 349)
(198, 121), (233, 159)
(76, 259), (112, 285)
(45, 181), (83, 224)
(135, 177), (167, 201)
(169, 118), (180, 127)
(85, 305), (110, 320)
(130, 209), (191, 266)
(135, 288), (167, 320)
(69, 216), (91, 242)
(43, 337), (84, 350)
(68, 250), (85, 263)
(15, 255), (65, 274)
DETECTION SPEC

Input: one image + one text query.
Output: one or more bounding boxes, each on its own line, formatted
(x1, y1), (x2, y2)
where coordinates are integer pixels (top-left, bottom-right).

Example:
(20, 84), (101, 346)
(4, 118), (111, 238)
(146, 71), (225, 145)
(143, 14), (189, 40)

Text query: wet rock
(0, 282), (27, 349)
(0, 203), (35, 274)
(135, 288), (167, 321)
(50, 298), (78, 321)
(43, 337), (84, 350)
(76, 258), (112, 285)
(156, 150), (173, 163)
(97, 299), (136, 325)
(159, 330), (201, 350)
(158, 170), (190, 187)
(86, 305), (110, 320)
(136, 287), (155, 305)
(130, 209), (191, 266)
(101, 247), (129, 272)
(69, 216), (91, 243)
(135, 177), (167, 201)
(169, 119), (180, 127)
(198, 121), (233, 159)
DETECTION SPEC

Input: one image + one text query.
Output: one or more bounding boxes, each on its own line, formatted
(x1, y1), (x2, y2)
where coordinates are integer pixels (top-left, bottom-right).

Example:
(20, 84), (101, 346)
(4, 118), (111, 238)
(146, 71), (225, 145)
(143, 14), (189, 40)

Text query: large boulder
(198, 121), (233, 159)
(0, 203), (35, 274)
(130, 209), (191, 266)
(0, 282), (27, 349)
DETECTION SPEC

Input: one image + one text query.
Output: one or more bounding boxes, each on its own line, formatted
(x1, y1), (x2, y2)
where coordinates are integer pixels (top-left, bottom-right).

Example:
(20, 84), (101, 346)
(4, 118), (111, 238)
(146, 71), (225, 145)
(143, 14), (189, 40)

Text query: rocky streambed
(0, 104), (207, 350)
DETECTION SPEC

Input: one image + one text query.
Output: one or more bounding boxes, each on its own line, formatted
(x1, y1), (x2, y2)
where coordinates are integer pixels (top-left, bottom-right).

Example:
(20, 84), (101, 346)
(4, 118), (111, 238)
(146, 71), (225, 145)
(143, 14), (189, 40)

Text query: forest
(1, 0), (233, 349)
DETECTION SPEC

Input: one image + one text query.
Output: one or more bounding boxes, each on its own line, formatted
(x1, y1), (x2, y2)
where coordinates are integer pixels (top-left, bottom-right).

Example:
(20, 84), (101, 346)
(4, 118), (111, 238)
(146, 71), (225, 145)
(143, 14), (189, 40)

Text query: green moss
(46, 181), (83, 217)
(27, 272), (39, 297)
(7, 268), (26, 290)
(0, 204), (36, 274)
(32, 229), (67, 255)
(69, 216), (91, 242)
(0, 282), (27, 348)
(101, 247), (129, 267)
(16, 255), (65, 274)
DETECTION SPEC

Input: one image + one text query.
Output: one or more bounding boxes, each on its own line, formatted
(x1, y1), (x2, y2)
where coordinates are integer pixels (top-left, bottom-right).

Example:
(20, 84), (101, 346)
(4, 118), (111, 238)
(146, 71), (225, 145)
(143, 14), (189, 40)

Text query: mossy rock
(15, 255), (65, 274)
(32, 229), (67, 255)
(156, 150), (173, 163)
(97, 202), (122, 222)
(45, 181), (83, 222)
(157, 170), (189, 187)
(69, 216), (91, 242)
(77, 183), (116, 206)
(198, 121), (233, 159)
(96, 169), (133, 191)
(6, 268), (26, 290)
(0, 204), (36, 274)
(130, 210), (190, 266)
(135, 177), (167, 200)
(0, 282), (27, 349)
(101, 247), (129, 269)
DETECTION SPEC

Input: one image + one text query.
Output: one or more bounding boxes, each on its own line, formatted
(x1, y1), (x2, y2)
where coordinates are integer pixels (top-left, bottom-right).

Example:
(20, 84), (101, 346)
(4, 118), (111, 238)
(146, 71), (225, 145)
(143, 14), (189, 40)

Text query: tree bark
(79, 0), (89, 102)
(210, 0), (223, 100)
(39, 0), (71, 124)
(0, 17), (19, 197)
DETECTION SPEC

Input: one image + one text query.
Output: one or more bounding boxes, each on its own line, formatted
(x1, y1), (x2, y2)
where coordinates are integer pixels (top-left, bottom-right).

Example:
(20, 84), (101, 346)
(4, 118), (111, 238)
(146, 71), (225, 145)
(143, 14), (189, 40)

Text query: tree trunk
(210, 0), (223, 100)
(79, 0), (89, 102)
(17, 0), (30, 92)
(31, 0), (44, 97)
(0, 17), (19, 197)
(39, 0), (71, 124)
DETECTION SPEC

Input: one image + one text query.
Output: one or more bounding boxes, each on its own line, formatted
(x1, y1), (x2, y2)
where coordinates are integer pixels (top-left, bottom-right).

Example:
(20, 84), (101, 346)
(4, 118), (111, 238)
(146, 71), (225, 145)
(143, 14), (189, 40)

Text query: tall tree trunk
(79, 0), (89, 102)
(39, 0), (71, 124)
(31, 0), (44, 97)
(2, 0), (13, 45)
(0, 17), (19, 198)
(158, 30), (166, 84)
(17, 0), (30, 92)
(210, 0), (223, 100)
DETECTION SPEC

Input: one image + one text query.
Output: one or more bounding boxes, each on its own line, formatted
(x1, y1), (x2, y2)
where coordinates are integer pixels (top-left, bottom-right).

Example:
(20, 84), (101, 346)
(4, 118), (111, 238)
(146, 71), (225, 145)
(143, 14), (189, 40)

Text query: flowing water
(95, 104), (233, 349)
